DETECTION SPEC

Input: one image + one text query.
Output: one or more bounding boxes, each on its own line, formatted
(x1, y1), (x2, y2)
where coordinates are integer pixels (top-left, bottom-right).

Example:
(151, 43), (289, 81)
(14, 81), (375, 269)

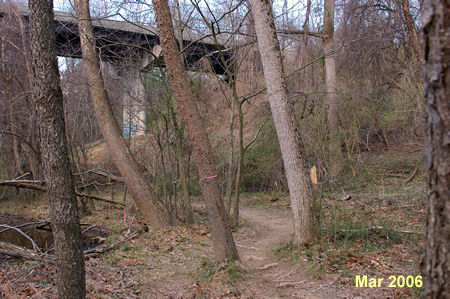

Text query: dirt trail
(236, 207), (294, 266)
(234, 207), (356, 298)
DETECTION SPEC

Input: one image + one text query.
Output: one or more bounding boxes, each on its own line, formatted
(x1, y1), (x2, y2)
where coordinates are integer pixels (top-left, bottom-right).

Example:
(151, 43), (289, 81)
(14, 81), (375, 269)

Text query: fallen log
(0, 180), (124, 206)
(74, 191), (125, 206)
(83, 229), (142, 259)
(0, 225), (41, 253)
(0, 241), (54, 263)
(0, 180), (46, 191)
(0, 229), (143, 262)
(73, 169), (124, 182)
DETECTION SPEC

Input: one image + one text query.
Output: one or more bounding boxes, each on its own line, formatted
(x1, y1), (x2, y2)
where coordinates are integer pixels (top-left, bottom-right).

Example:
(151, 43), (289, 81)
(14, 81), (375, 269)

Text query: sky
(9, 0), (322, 31)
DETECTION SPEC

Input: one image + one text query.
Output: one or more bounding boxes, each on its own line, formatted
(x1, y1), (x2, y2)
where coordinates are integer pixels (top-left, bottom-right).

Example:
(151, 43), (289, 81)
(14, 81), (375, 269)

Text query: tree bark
(323, 0), (343, 178)
(250, 0), (319, 245)
(421, 0), (449, 297)
(153, 0), (239, 260)
(28, 0), (85, 297)
(74, 0), (171, 229)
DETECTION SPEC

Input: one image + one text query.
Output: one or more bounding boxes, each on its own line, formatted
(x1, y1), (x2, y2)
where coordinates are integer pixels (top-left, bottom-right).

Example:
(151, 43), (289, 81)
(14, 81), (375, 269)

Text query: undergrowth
(198, 258), (246, 284)
(273, 150), (425, 296)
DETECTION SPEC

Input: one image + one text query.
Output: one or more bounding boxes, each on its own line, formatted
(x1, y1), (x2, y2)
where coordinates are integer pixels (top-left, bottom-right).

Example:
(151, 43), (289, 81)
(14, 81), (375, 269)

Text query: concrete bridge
(0, 3), (230, 136)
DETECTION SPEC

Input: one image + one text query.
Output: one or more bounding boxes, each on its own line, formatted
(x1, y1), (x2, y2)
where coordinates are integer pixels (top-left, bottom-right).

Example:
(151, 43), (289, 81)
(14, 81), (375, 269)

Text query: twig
(323, 226), (423, 235)
(405, 166), (419, 184)
(244, 118), (269, 151)
(247, 255), (264, 261)
(257, 262), (279, 270)
(273, 270), (285, 278)
(81, 225), (97, 234)
(278, 280), (306, 287)
(277, 29), (326, 39)
(14, 172), (31, 180)
(0, 130), (39, 156)
(235, 243), (259, 251)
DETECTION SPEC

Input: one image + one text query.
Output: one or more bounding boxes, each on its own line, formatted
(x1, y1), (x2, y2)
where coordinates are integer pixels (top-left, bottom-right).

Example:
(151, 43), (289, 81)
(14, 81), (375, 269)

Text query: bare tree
(0, 4), (42, 181)
(421, 0), (449, 296)
(0, 37), (22, 175)
(250, 0), (318, 245)
(323, 0), (343, 177)
(399, 0), (421, 65)
(153, 0), (239, 260)
(74, 0), (172, 228)
(28, 0), (85, 297)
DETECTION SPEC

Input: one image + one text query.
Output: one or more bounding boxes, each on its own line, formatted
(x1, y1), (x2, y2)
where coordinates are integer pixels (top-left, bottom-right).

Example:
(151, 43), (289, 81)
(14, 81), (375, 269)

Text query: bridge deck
(0, 3), (229, 75)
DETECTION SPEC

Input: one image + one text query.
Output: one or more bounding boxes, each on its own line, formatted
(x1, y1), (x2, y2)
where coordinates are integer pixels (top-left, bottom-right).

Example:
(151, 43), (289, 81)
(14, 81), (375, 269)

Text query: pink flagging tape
(200, 174), (218, 181)
(123, 209), (127, 222)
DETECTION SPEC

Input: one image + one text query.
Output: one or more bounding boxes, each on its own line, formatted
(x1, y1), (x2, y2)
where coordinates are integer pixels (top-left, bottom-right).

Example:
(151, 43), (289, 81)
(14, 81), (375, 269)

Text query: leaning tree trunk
(28, 0), (85, 297)
(323, 0), (343, 178)
(74, 0), (171, 229)
(250, 0), (319, 245)
(420, 0), (449, 297)
(153, 0), (239, 261)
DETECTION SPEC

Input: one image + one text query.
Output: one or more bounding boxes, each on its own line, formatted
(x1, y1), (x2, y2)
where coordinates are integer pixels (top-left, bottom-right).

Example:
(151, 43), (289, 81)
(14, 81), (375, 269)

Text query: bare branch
(277, 29), (326, 39)
(0, 130), (39, 156)
(0, 180), (125, 206)
(0, 224), (41, 253)
(244, 118), (269, 152)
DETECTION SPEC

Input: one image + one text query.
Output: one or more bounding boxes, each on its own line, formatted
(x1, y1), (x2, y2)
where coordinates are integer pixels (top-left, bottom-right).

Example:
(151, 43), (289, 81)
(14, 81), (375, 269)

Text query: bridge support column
(122, 67), (146, 137)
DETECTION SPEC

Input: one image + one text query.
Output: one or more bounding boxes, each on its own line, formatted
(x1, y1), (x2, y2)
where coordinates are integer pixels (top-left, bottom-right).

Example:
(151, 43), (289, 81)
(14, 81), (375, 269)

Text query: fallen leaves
(198, 229), (208, 236)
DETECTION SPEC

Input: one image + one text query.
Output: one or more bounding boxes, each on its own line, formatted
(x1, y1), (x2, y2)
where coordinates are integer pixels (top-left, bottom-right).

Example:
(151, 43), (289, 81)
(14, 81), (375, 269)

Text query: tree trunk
(171, 106), (194, 224)
(225, 97), (235, 216)
(231, 96), (244, 227)
(153, 0), (239, 261)
(0, 39), (22, 175)
(401, 0), (422, 65)
(323, 0), (343, 178)
(28, 1), (85, 297)
(172, 0), (193, 224)
(19, 15), (41, 180)
(250, 0), (319, 245)
(74, 0), (171, 229)
(421, 0), (449, 297)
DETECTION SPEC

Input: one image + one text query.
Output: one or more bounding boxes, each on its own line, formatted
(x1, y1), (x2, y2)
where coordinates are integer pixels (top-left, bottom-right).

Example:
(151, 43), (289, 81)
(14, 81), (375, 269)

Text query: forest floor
(0, 150), (425, 298)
